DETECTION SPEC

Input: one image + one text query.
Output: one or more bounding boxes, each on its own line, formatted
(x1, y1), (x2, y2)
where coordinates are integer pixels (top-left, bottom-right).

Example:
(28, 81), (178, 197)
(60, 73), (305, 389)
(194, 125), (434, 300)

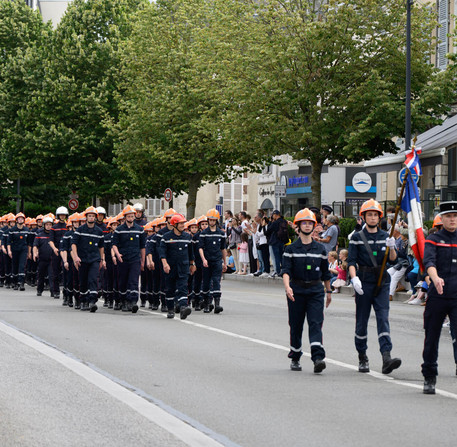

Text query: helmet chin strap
(366, 223), (378, 229)
(174, 225), (183, 234)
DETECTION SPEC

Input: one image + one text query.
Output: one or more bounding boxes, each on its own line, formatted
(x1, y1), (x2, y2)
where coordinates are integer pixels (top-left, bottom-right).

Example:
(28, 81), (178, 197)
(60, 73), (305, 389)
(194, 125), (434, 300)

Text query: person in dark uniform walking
(49, 206), (69, 299)
(347, 199), (401, 375)
(159, 213), (195, 320)
(282, 208), (332, 373)
(147, 217), (165, 310)
(0, 215), (6, 287)
(33, 216), (54, 297)
(71, 207), (105, 312)
(112, 205), (146, 313)
(103, 217), (117, 309)
(2, 214), (16, 289)
(198, 209), (227, 314)
(422, 201), (457, 394)
(7, 212), (31, 291)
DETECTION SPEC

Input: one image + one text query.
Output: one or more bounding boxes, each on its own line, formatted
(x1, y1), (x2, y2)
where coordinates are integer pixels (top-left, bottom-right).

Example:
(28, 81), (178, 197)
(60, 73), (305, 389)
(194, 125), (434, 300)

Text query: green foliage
(423, 220), (433, 230)
(338, 218), (357, 240)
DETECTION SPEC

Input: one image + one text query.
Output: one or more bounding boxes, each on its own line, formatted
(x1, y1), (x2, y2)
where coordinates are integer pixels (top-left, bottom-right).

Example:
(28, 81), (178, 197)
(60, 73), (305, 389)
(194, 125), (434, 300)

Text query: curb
(222, 274), (412, 302)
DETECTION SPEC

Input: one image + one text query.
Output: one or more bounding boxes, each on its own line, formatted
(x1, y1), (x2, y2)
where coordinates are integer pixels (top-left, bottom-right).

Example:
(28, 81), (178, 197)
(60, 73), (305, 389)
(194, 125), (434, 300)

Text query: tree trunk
(186, 173), (203, 218)
(311, 157), (324, 208)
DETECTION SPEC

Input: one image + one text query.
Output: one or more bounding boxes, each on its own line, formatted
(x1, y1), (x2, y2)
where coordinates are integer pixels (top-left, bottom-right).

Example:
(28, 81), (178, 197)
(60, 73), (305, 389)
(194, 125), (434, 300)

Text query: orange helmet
(84, 206), (98, 217)
(68, 213), (78, 222)
(433, 214), (443, 228)
(196, 215), (207, 225)
(359, 199), (383, 218)
(30, 218), (37, 226)
(150, 218), (158, 228)
(7, 213), (16, 223)
(206, 208), (220, 220)
(293, 208), (317, 225)
(66, 220), (73, 228)
(115, 213), (124, 222)
(170, 213), (187, 226)
(25, 217), (32, 225)
(164, 208), (176, 218)
(36, 214), (43, 221)
(187, 218), (198, 228)
(156, 216), (166, 226)
(16, 212), (26, 220)
(122, 205), (135, 216)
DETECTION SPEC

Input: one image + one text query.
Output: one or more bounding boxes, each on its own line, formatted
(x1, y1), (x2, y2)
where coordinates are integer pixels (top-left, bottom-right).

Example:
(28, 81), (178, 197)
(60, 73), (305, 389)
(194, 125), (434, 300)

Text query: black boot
(81, 302), (89, 311)
(214, 298), (223, 314)
(358, 352), (370, 373)
(74, 298), (81, 310)
(423, 376), (436, 395)
(68, 297), (73, 308)
(62, 296), (68, 306)
(203, 297), (214, 313)
(180, 306), (191, 320)
(140, 300), (146, 308)
(167, 309), (175, 319)
(131, 302), (139, 313)
(108, 300), (114, 309)
(290, 360), (302, 371)
(37, 291), (42, 297)
(313, 358), (326, 374)
(161, 303), (168, 313)
(382, 351), (401, 374)
(194, 298), (202, 311)
(13, 283), (18, 290)
(89, 301), (98, 313)
(19, 282), (25, 291)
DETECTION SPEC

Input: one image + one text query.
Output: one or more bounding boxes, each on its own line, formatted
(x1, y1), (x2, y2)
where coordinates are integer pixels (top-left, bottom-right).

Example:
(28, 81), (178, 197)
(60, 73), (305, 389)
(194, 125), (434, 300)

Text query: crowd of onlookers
(223, 205), (437, 310)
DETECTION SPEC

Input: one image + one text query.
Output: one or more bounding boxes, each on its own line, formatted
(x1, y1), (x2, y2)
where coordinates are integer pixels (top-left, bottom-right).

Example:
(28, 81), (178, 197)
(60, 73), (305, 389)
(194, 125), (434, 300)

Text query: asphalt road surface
(1, 276), (456, 447)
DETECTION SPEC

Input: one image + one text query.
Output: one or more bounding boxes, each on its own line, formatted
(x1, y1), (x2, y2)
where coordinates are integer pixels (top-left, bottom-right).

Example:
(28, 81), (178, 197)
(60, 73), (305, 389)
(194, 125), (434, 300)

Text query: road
(0, 277), (456, 447)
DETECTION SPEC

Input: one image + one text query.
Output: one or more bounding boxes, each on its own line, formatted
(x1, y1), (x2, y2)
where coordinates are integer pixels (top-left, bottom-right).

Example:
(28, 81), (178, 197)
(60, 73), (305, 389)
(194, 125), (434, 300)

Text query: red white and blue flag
(401, 166), (425, 272)
(404, 146), (422, 176)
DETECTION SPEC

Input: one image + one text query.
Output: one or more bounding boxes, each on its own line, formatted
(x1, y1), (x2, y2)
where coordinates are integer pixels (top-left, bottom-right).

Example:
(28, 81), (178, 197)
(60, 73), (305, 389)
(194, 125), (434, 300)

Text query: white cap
(43, 216), (53, 224)
(56, 206), (69, 216)
(96, 206), (106, 215)
(133, 203), (144, 212)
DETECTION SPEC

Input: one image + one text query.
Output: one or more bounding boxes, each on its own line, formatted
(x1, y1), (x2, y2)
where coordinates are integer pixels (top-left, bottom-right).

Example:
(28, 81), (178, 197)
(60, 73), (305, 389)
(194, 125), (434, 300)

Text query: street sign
(274, 185), (287, 198)
(68, 198), (79, 211)
(164, 188), (173, 202)
(69, 191), (79, 200)
(216, 204), (223, 216)
(398, 168), (419, 184)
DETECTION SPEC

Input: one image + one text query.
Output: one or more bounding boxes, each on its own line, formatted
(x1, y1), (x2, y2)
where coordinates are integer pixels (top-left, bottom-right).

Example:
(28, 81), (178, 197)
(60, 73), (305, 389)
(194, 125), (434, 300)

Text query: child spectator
(332, 249), (348, 293)
(328, 251), (338, 284)
(238, 232), (249, 275)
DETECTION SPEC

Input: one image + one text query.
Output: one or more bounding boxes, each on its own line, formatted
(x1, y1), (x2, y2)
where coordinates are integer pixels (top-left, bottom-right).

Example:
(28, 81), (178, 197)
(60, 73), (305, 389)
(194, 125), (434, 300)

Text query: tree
(14, 0), (148, 208)
(208, 0), (457, 206)
(114, 0), (281, 217)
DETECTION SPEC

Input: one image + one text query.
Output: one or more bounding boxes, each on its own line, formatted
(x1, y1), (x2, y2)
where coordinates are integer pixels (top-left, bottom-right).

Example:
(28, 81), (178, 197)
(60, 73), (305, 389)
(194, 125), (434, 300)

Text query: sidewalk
(222, 273), (411, 302)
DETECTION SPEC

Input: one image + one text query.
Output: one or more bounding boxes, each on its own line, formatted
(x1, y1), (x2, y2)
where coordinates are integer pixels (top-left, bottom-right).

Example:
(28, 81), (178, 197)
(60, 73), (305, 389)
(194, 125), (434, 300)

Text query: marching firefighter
(282, 208), (331, 373)
(7, 212), (30, 291)
(60, 214), (78, 307)
(111, 205), (146, 313)
(103, 217), (117, 309)
(0, 215), (7, 287)
(33, 215), (54, 297)
(71, 207), (105, 312)
(347, 199), (401, 375)
(149, 216), (166, 310)
(48, 206), (69, 299)
(159, 213), (195, 319)
(422, 201), (457, 394)
(144, 220), (156, 308)
(198, 209), (227, 313)
(2, 214), (16, 288)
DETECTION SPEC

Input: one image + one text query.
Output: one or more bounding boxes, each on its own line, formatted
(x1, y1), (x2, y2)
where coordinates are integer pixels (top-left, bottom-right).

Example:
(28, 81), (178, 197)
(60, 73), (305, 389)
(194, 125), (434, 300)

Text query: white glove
(386, 237), (396, 249)
(351, 276), (364, 295)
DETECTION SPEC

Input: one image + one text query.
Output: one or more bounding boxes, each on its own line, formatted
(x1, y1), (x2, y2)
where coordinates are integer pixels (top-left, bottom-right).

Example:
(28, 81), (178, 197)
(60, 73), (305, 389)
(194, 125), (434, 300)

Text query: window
(145, 198), (161, 217)
(109, 203), (122, 216)
(437, 0), (449, 70)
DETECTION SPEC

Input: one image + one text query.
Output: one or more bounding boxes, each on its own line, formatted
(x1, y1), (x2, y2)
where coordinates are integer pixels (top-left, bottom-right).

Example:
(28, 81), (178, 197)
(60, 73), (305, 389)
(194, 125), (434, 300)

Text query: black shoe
(161, 304), (168, 313)
(5, 284), (11, 289)
(62, 297), (68, 306)
(81, 302), (89, 311)
(151, 303), (159, 310)
(313, 359), (326, 374)
(108, 300), (114, 309)
(37, 291), (42, 297)
(140, 300), (146, 308)
(13, 284), (18, 290)
(382, 352), (401, 374)
(68, 298), (73, 308)
(89, 301), (98, 313)
(423, 376), (436, 395)
(54, 294), (60, 300)
(0, 282), (3, 288)
(290, 360), (302, 371)
(174, 304), (180, 314)
(122, 302), (130, 312)
(214, 299), (223, 314)
(253, 271), (261, 277)
(131, 304), (139, 313)
(167, 310), (175, 319)
(103, 300), (109, 308)
(358, 353), (370, 373)
(180, 306), (191, 320)
(19, 283), (25, 291)
(74, 299), (81, 310)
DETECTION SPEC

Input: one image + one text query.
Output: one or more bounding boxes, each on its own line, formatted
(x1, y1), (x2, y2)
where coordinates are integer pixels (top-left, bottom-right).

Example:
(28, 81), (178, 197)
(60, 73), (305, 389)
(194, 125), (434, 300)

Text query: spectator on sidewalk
(227, 217), (242, 273)
(226, 249), (236, 274)
(266, 210), (289, 277)
(238, 232), (249, 275)
(317, 215), (338, 253)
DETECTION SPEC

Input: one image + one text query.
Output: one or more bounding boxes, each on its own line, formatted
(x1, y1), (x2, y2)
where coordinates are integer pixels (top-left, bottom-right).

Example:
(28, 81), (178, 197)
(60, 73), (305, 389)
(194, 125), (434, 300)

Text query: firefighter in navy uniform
(347, 199), (401, 375)
(199, 209), (227, 314)
(2, 214), (16, 288)
(7, 213), (31, 291)
(0, 215), (7, 287)
(60, 214), (78, 307)
(103, 217), (117, 309)
(49, 206), (69, 299)
(112, 205), (146, 313)
(149, 216), (166, 310)
(282, 209), (331, 373)
(133, 203), (149, 307)
(71, 207), (105, 312)
(33, 216), (54, 297)
(159, 213), (196, 320)
(422, 201), (457, 394)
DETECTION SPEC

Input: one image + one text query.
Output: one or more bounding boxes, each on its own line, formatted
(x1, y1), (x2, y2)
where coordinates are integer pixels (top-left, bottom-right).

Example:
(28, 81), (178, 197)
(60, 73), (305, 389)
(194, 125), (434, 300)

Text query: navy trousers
(118, 260), (140, 304)
(11, 249), (28, 285)
(79, 261), (100, 304)
(164, 263), (189, 311)
(201, 260), (222, 303)
(37, 258), (52, 294)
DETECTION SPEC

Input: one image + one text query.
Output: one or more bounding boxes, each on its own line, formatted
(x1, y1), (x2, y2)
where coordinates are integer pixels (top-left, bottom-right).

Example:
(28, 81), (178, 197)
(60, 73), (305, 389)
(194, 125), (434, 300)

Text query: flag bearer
(348, 199), (401, 375)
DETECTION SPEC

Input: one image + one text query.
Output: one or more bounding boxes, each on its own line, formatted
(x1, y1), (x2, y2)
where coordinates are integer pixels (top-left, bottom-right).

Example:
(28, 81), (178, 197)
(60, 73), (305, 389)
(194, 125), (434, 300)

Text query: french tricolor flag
(401, 172), (425, 272)
(405, 146), (422, 176)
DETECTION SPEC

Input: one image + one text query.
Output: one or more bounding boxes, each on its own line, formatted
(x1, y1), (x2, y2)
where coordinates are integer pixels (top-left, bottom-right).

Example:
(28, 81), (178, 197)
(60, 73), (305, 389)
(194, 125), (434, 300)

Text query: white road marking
(141, 309), (457, 400)
(0, 320), (226, 447)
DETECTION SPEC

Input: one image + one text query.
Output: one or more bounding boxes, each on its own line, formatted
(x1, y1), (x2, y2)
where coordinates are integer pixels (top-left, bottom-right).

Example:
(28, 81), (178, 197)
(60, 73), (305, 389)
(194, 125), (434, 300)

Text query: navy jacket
(49, 222), (67, 250)
(7, 225), (30, 252)
(112, 223), (146, 263)
(424, 228), (457, 299)
(33, 229), (53, 260)
(104, 232), (114, 264)
(60, 229), (73, 253)
(159, 230), (194, 265)
(282, 238), (330, 294)
(198, 227), (226, 262)
(72, 224), (104, 263)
